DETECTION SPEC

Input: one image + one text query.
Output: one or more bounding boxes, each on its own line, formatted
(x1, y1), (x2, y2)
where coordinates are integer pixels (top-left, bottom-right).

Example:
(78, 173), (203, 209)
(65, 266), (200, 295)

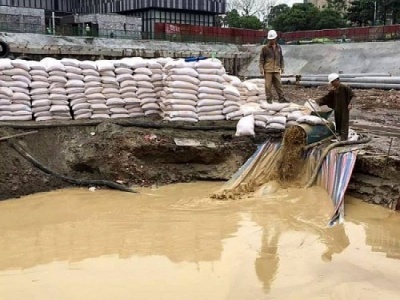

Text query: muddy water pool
(0, 182), (399, 300)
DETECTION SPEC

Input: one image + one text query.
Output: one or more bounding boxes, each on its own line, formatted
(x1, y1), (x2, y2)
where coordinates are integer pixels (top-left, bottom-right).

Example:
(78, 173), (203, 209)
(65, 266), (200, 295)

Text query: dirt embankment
(0, 120), (260, 200)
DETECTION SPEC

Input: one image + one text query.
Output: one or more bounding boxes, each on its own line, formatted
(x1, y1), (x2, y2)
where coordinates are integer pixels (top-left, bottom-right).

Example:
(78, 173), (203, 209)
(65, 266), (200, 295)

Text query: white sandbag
(85, 81), (102, 88)
(198, 93), (225, 101)
(65, 66), (82, 74)
(167, 81), (198, 90)
(120, 86), (138, 94)
(164, 88), (197, 95)
(198, 115), (225, 121)
(61, 58), (80, 68)
(85, 87), (103, 95)
(110, 107), (129, 114)
(11, 59), (31, 71)
(195, 59), (223, 69)
(96, 60), (115, 72)
(74, 112), (92, 119)
(72, 103), (91, 110)
(84, 75), (101, 82)
(12, 75), (31, 85)
(137, 81), (154, 89)
(165, 111), (198, 119)
(168, 68), (198, 77)
(49, 94), (68, 101)
(0, 87), (13, 98)
(197, 99), (224, 106)
(80, 60), (97, 70)
(198, 74), (224, 83)
(12, 100), (31, 106)
(296, 115), (328, 125)
(87, 93), (106, 100)
(226, 110), (243, 120)
(196, 68), (224, 75)
(167, 75), (200, 86)
(267, 116), (287, 125)
(198, 81), (225, 90)
(28, 61), (46, 71)
(255, 120), (266, 128)
(121, 92), (138, 99)
(223, 106), (240, 114)
(41, 58), (65, 72)
(91, 103), (109, 110)
(235, 115), (255, 136)
(50, 105), (70, 112)
(0, 99), (11, 105)
(70, 98), (88, 106)
(141, 103), (160, 111)
(68, 93), (86, 101)
(224, 86), (240, 97)
(49, 82), (65, 89)
(266, 123), (286, 130)
(91, 114), (110, 119)
(151, 74), (163, 81)
(99, 70), (115, 77)
(3, 68), (31, 78)
(132, 74), (151, 82)
(65, 80), (84, 88)
(106, 98), (125, 106)
(120, 80), (137, 89)
(66, 87), (85, 94)
(32, 105), (50, 113)
(197, 111), (224, 116)
(134, 67), (153, 76)
(287, 111), (306, 121)
(101, 77), (118, 85)
(162, 104), (196, 112)
(116, 74), (134, 82)
(115, 67), (132, 75)
(197, 105), (223, 113)
(260, 102), (291, 111)
(66, 73), (84, 81)
(246, 96), (260, 102)
(30, 70), (48, 77)
(198, 87), (223, 95)
(73, 108), (93, 115)
(32, 75), (49, 82)
(224, 100), (241, 107)
(48, 75), (68, 84)
(30, 81), (49, 89)
(0, 58), (14, 70)
(82, 69), (99, 77)
(163, 99), (197, 106)
(165, 93), (198, 101)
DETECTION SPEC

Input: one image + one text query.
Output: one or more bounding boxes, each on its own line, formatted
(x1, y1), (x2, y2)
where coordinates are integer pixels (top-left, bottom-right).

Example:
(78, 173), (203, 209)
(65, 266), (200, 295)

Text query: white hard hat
(267, 30), (278, 40)
(328, 73), (339, 83)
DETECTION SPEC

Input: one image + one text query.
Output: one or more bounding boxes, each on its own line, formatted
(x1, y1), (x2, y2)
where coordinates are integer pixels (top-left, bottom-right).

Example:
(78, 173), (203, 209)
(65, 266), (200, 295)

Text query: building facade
(0, 0), (226, 34)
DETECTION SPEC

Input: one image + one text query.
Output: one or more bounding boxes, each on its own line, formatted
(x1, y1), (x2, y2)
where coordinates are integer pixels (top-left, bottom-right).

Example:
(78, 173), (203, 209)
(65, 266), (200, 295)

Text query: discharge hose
(8, 140), (136, 193)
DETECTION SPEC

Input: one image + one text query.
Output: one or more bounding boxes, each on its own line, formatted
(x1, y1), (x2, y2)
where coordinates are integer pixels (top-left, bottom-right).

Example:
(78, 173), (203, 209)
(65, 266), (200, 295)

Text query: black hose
(7, 140), (136, 193)
(0, 41), (10, 58)
(304, 136), (372, 188)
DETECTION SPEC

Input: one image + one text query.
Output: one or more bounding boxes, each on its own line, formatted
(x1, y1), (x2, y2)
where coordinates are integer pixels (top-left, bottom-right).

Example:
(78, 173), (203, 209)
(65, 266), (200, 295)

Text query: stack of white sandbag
(133, 60), (160, 117)
(296, 115), (329, 126)
(41, 58), (72, 121)
(195, 59), (226, 121)
(244, 79), (266, 101)
(223, 85), (242, 121)
(114, 59), (142, 118)
(161, 59), (198, 122)
(28, 61), (51, 121)
(266, 115), (287, 131)
(60, 58), (87, 120)
(78, 60), (99, 119)
(148, 60), (164, 99)
(0, 59), (32, 121)
(91, 60), (114, 119)
(114, 59), (139, 118)
(243, 81), (261, 103)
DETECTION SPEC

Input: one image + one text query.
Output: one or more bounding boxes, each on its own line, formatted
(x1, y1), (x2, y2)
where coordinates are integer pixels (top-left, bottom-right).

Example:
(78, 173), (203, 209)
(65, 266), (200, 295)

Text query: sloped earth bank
(0, 86), (399, 209)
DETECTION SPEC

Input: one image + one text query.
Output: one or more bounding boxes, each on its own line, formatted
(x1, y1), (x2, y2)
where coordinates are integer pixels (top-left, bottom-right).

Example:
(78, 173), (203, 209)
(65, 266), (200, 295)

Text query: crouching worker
(259, 30), (288, 104)
(317, 73), (355, 141)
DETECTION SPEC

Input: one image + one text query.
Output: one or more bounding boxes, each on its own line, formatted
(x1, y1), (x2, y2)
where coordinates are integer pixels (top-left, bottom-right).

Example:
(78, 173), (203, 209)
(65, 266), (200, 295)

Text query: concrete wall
(0, 6), (45, 34)
(73, 14), (142, 39)
(240, 41), (400, 77)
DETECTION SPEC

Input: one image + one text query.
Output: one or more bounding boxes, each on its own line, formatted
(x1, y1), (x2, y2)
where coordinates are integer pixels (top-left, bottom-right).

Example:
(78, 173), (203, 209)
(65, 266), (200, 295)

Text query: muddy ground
(0, 85), (399, 208)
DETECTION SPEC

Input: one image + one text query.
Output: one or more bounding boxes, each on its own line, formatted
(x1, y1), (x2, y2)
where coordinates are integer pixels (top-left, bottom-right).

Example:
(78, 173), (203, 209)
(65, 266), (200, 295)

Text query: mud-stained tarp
(216, 139), (358, 226)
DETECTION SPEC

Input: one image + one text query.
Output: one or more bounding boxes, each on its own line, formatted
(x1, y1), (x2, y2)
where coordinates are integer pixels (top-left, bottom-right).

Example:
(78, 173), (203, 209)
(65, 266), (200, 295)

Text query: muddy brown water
(0, 182), (399, 300)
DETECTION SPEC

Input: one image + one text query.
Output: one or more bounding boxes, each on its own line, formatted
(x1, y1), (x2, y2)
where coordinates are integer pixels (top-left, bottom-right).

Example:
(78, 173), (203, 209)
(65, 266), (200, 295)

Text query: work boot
(279, 97), (290, 103)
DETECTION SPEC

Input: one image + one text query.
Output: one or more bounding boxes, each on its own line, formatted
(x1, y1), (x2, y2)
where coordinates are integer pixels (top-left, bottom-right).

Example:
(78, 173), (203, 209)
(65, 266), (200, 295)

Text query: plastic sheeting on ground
(221, 140), (358, 227)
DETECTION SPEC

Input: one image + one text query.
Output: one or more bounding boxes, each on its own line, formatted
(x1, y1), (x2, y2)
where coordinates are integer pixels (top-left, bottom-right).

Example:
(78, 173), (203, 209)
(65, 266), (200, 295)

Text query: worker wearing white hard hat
(259, 30), (288, 103)
(316, 73), (355, 141)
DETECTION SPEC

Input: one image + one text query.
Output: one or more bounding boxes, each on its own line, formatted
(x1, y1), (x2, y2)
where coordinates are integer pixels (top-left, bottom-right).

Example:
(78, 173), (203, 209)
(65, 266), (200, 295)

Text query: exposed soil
(0, 119), (261, 200)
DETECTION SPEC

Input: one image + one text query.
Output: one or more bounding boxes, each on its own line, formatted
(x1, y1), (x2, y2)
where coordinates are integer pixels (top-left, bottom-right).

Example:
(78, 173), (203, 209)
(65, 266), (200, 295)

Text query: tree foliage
(224, 8), (263, 29)
(270, 3), (346, 32)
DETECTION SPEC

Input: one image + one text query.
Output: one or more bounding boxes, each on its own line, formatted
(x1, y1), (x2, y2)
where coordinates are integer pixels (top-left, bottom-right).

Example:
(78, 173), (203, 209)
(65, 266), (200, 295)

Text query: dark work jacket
(259, 44), (284, 73)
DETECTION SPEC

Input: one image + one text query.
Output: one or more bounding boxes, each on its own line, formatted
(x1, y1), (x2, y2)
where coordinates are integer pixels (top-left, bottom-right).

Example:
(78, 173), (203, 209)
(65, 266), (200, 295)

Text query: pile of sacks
(0, 59), (32, 121)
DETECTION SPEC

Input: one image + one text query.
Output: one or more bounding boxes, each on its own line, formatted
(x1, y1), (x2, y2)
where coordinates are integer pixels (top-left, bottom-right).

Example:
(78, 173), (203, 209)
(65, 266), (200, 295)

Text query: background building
(0, 0), (226, 35)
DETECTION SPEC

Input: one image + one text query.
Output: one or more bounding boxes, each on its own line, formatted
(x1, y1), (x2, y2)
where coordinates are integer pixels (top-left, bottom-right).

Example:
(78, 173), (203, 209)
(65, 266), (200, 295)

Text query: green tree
(269, 4), (290, 23)
(316, 8), (347, 29)
(239, 15), (263, 29)
(327, 0), (347, 13)
(272, 3), (321, 32)
(346, 0), (375, 26)
(225, 9), (241, 28)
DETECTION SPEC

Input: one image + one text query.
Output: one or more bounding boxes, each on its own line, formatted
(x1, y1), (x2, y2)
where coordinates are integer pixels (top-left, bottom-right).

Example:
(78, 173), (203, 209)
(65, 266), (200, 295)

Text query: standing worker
(259, 30), (288, 103)
(316, 73), (355, 141)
